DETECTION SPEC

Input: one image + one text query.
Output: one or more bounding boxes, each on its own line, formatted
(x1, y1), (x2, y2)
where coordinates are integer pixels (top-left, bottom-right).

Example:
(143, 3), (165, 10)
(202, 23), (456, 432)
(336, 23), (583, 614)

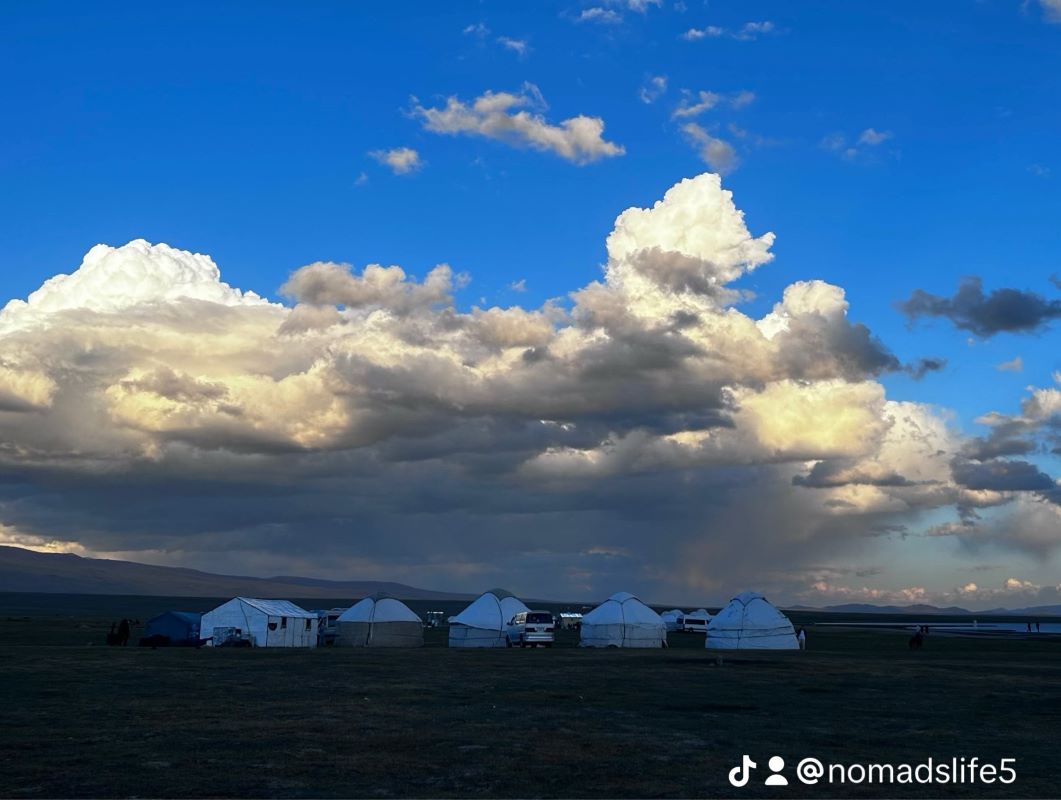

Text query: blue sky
(4, 2), (1059, 424)
(0, 1), (1059, 607)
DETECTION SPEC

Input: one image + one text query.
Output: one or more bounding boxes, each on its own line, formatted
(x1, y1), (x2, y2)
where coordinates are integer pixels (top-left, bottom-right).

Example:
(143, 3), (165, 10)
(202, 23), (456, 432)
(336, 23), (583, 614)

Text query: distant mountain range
(790, 602), (1061, 617)
(0, 545), (473, 601)
(2, 546), (1060, 615)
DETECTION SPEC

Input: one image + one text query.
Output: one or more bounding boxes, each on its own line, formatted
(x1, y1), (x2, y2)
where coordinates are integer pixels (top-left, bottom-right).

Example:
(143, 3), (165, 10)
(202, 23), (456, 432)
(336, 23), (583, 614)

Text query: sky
(0, 1), (1059, 609)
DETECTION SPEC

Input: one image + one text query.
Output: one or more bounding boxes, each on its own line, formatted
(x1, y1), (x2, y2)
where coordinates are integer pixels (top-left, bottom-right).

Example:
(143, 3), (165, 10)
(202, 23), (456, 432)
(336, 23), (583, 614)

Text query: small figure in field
(118, 618), (130, 646)
(797, 627), (806, 650)
(1027, 622), (1033, 633)
(1036, 621), (1041, 633)
(908, 631), (924, 650)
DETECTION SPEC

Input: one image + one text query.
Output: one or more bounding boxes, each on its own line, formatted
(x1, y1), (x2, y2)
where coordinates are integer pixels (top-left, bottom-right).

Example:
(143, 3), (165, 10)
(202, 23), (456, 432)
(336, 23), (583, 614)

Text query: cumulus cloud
(898, 276), (1061, 337)
(858, 128), (892, 146)
(411, 84), (625, 165)
(681, 21), (776, 42)
(681, 123), (739, 174)
(577, 7), (623, 24)
(997, 356), (1023, 372)
(369, 147), (423, 175)
(905, 357), (947, 380)
(951, 457), (1055, 492)
(671, 90), (721, 119)
(639, 75), (668, 104)
(0, 173), (1052, 605)
(497, 36), (530, 57)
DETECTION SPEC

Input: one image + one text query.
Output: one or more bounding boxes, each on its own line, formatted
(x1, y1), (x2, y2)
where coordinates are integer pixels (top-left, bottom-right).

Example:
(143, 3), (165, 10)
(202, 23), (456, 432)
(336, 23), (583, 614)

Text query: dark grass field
(1, 594), (1059, 798)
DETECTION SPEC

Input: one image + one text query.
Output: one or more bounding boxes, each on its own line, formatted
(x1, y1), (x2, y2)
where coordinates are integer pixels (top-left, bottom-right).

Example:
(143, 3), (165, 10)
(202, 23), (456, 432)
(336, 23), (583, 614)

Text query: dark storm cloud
(960, 433), (1035, 461)
(950, 457), (1056, 492)
(898, 277), (1061, 337)
(772, 315), (901, 380)
(905, 357), (947, 380)
(2, 175), (1033, 605)
(792, 459), (916, 488)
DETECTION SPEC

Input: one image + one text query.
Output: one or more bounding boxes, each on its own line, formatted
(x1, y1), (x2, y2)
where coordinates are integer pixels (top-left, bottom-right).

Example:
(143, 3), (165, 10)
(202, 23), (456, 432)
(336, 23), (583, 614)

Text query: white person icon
(765, 756), (789, 786)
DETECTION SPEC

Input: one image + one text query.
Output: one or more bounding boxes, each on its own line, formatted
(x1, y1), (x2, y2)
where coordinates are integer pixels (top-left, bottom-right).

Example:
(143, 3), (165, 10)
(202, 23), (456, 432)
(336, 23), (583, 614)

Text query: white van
(678, 613), (710, 633)
(506, 610), (555, 648)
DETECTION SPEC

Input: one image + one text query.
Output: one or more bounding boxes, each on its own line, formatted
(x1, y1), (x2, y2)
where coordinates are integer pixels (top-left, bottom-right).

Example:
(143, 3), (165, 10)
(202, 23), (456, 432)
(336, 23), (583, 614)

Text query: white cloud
(625, 0), (662, 11)
(671, 89), (754, 119)
(497, 36), (530, 57)
(369, 147), (423, 175)
(577, 7), (623, 24)
(680, 123), (739, 174)
(2, 172), (1046, 604)
(411, 84), (625, 165)
(671, 90), (721, 118)
(680, 25), (724, 41)
(0, 239), (267, 329)
(858, 128), (892, 146)
(823, 129), (896, 163)
(1040, 0), (1061, 22)
(996, 356), (1023, 372)
(639, 75), (668, 104)
(681, 21), (776, 41)
(463, 22), (489, 37)
(733, 20), (776, 41)
(510, 279), (527, 293)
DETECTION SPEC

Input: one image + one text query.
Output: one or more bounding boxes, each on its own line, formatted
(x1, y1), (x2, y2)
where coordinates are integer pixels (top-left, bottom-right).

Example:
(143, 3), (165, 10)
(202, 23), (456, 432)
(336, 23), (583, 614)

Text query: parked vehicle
(314, 608), (345, 646)
(506, 610), (555, 648)
(678, 612), (710, 634)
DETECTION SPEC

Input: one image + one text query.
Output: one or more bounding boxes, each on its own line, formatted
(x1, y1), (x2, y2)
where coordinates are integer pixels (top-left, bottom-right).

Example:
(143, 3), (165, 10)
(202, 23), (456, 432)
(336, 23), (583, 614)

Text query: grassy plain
(1, 593), (1058, 798)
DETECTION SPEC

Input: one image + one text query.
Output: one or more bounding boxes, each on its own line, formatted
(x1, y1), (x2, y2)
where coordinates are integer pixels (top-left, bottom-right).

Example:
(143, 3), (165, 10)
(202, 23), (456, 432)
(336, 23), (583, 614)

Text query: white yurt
(705, 591), (798, 650)
(448, 589), (530, 648)
(579, 592), (667, 648)
(660, 609), (685, 632)
(200, 597), (318, 647)
(336, 595), (423, 647)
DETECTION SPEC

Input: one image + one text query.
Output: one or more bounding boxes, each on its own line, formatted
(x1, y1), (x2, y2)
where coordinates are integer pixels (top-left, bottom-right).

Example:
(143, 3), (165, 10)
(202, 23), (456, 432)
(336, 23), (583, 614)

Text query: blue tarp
(144, 611), (201, 642)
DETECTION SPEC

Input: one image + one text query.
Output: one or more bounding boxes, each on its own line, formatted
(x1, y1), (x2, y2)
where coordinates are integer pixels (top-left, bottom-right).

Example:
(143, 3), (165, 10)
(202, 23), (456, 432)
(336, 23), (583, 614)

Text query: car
(313, 608), (345, 646)
(678, 613), (710, 634)
(506, 610), (555, 648)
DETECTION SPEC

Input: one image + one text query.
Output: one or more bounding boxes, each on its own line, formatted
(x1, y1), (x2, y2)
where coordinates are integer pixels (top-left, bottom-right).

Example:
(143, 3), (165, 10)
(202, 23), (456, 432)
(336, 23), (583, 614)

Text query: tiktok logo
(729, 755), (757, 787)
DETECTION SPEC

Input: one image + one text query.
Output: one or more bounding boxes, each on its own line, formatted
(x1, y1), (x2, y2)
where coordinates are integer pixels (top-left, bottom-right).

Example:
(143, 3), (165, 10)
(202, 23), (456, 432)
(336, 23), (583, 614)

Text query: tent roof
(236, 597), (315, 618)
(708, 591), (793, 636)
(583, 591), (664, 626)
(449, 590), (529, 631)
(337, 596), (421, 624)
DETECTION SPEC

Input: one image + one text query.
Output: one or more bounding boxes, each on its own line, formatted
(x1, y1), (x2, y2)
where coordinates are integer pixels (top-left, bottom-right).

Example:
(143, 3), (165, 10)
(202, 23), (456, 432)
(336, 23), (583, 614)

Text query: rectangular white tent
(200, 597), (318, 648)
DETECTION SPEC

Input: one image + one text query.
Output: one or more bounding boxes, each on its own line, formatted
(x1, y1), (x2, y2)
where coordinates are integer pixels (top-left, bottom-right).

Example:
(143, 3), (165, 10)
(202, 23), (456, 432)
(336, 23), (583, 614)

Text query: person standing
(118, 618), (130, 646)
(797, 627), (806, 650)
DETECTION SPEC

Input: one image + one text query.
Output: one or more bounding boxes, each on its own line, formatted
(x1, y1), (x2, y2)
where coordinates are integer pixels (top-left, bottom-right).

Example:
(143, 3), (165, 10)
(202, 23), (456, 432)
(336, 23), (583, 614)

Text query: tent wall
(201, 599), (266, 645)
(706, 630), (798, 650)
(448, 624), (506, 648)
(336, 621), (371, 647)
(201, 599), (317, 647)
(368, 621), (423, 648)
(264, 615), (317, 647)
(580, 623), (665, 648)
